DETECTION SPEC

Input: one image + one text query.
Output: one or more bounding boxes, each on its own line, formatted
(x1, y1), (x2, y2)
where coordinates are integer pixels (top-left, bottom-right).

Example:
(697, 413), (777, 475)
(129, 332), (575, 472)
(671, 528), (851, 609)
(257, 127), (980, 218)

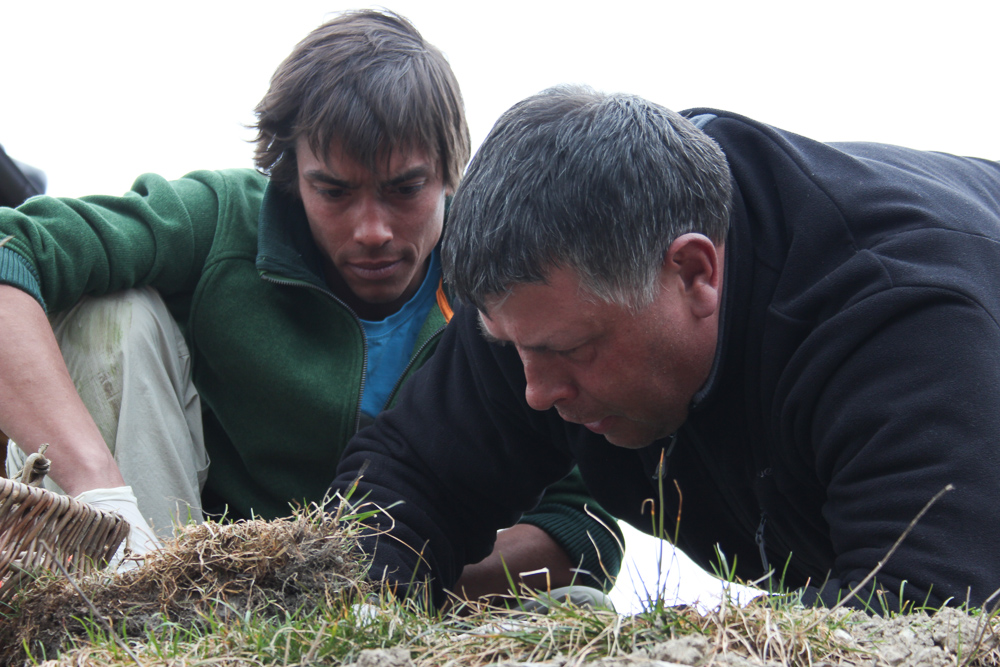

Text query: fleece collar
(254, 182), (328, 288)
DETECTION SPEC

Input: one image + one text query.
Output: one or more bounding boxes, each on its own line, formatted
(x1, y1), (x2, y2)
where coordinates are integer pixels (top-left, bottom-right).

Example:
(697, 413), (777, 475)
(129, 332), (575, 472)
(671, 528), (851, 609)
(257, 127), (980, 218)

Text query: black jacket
(333, 109), (1000, 611)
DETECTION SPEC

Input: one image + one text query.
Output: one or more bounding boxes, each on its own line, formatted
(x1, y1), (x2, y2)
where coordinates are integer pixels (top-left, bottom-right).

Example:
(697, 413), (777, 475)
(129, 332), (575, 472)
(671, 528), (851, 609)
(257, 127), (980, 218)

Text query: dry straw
(0, 501), (369, 664)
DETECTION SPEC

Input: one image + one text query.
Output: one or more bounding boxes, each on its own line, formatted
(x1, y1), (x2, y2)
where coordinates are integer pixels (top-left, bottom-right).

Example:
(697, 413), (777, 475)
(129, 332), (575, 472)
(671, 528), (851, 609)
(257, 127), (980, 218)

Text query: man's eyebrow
(303, 169), (352, 188)
(303, 164), (433, 189)
(476, 314), (509, 347)
(475, 314), (559, 353)
(383, 165), (433, 187)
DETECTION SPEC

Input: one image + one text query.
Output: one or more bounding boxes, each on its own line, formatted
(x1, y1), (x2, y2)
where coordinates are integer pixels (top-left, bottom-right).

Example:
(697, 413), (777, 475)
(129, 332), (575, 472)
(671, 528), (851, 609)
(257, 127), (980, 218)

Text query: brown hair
(252, 10), (470, 194)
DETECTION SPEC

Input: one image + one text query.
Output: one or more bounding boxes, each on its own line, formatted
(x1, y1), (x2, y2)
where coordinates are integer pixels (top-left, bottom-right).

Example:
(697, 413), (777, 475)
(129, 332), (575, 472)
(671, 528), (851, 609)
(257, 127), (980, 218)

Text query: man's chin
(350, 280), (411, 305)
(603, 431), (659, 450)
(567, 414), (660, 449)
(598, 421), (664, 450)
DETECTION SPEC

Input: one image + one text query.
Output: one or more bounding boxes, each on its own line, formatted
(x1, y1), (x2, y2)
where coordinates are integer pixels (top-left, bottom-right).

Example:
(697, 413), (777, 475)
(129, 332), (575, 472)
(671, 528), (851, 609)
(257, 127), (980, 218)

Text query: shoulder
(168, 168), (268, 199)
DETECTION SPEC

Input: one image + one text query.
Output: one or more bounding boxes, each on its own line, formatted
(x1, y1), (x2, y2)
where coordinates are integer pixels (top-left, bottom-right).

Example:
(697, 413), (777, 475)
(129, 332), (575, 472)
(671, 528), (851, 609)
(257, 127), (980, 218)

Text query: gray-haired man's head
(443, 85), (731, 313)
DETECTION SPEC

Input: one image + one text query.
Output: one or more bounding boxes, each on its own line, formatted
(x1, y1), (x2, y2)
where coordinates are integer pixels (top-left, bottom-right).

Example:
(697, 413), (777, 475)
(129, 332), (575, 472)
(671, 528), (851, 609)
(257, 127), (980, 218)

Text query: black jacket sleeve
(331, 306), (578, 606)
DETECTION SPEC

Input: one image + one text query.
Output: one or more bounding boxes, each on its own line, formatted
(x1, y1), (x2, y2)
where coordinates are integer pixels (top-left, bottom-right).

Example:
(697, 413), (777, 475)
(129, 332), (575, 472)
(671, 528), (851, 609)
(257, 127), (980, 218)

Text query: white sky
(2, 0), (997, 613)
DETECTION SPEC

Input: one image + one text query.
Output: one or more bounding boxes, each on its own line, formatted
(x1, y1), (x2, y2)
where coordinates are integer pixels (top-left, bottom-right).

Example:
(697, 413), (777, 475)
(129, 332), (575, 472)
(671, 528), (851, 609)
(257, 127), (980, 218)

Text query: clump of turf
(0, 503), (369, 664)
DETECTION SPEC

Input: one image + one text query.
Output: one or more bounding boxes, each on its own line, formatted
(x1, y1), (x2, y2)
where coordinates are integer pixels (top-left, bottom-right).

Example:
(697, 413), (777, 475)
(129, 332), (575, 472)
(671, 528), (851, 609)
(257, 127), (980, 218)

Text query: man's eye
(559, 345), (594, 362)
(394, 181), (425, 197)
(320, 188), (346, 199)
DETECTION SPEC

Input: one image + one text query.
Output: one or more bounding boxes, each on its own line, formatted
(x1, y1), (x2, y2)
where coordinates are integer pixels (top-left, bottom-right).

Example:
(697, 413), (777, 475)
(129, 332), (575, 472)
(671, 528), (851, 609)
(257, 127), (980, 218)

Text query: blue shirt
(358, 250), (441, 420)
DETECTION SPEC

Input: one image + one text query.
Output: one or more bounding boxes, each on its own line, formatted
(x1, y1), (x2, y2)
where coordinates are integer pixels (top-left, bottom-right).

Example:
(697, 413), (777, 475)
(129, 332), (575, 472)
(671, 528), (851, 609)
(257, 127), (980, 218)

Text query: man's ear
(663, 233), (723, 319)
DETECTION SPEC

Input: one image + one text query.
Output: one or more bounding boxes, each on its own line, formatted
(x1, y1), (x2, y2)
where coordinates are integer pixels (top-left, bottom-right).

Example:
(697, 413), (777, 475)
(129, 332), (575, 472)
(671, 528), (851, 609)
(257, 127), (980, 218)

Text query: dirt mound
(849, 606), (999, 667)
(0, 506), (369, 665)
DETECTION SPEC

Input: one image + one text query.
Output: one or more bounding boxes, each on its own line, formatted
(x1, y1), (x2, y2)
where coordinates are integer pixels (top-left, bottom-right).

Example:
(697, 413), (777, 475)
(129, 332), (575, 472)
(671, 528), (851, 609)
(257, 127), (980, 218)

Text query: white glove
(75, 486), (163, 570)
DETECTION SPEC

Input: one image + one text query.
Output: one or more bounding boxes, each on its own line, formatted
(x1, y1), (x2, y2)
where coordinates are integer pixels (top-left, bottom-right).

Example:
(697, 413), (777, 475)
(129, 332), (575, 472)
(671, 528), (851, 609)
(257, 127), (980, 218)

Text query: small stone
(878, 644), (911, 666)
(645, 635), (710, 665)
(354, 647), (414, 667)
(832, 628), (854, 644)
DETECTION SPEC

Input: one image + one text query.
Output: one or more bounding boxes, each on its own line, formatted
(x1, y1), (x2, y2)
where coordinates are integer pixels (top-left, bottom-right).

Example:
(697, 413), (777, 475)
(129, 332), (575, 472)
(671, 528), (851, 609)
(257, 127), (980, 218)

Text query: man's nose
(353, 198), (392, 246)
(521, 352), (577, 412)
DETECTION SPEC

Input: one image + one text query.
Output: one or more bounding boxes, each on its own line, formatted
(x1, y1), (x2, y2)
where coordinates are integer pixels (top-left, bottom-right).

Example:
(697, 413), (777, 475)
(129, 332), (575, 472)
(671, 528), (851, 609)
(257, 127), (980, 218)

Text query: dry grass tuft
(0, 503), (369, 665)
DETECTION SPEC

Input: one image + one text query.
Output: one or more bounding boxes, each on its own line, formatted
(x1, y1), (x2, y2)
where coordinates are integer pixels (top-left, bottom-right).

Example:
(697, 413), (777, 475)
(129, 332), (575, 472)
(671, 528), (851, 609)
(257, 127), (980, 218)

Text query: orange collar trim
(436, 278), (453, 323)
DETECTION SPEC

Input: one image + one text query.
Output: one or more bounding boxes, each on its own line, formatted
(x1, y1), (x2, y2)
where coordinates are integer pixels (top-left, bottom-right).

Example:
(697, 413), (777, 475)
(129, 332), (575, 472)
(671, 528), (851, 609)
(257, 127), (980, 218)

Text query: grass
(12, 583), (1000, 667)
(3, 486), (1000, 666)
(4, 505), (1000, 667)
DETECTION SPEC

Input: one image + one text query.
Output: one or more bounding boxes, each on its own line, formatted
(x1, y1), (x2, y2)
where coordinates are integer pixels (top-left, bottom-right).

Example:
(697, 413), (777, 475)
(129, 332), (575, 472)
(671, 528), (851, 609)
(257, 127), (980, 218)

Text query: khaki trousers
(5, 287), (208, 537)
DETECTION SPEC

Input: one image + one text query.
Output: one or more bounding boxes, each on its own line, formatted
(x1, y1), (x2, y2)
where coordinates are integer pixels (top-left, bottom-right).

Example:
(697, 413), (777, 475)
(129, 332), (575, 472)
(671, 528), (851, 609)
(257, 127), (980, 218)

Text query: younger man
(0, 15), (621, 597)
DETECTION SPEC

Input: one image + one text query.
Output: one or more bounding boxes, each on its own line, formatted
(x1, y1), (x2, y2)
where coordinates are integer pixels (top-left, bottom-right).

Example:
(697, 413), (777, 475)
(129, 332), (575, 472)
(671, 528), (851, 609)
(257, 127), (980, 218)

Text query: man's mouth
(583, 417), (614, 434)
(347, 258), (404, 280)
(561, 413), (615, 435)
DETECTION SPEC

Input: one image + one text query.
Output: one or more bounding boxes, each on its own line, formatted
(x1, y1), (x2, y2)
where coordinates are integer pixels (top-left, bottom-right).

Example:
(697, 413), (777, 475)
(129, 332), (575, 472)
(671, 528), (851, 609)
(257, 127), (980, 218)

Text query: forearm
(0, 285), (123, 493)
(452, 523), (575, 600)
(516, 468), (624, 591)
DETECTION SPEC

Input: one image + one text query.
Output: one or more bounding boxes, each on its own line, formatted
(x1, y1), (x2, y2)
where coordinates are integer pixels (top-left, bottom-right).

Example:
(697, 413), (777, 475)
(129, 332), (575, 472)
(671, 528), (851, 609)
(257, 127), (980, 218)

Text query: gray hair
(442, 85), (731, 312)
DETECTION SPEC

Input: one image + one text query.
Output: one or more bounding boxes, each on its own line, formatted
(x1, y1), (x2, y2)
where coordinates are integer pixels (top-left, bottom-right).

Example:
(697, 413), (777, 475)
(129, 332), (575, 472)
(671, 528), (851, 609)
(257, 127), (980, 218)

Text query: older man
(333, 85), (1000, 611)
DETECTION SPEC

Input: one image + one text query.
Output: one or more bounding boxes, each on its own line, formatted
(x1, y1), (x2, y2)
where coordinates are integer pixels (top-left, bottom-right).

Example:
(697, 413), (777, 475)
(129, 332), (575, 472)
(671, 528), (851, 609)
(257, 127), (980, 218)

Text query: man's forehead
(476, 275), (599, 348)
(476, 290), (518, 339)
(476, 310), (505, 344)
(305, 135), (438, 176)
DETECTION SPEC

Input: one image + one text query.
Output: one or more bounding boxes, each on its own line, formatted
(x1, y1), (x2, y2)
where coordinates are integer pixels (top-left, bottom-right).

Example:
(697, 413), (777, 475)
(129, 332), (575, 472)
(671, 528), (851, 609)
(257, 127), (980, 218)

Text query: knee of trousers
(48, 286), (191, 451)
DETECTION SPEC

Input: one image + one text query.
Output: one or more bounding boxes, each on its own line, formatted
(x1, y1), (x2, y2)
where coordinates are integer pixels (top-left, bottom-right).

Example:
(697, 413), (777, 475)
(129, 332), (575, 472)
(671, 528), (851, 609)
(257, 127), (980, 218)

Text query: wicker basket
(0, 475), (130, 603)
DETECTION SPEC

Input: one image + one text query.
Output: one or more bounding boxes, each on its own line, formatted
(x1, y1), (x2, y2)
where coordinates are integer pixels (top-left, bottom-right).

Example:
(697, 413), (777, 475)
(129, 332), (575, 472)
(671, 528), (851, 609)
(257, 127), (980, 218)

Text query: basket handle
(17, 443), (51, 487)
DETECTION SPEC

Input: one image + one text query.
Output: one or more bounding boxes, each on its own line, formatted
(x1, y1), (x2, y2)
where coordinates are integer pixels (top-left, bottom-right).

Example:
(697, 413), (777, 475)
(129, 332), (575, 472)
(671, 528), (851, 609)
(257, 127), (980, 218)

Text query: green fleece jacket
(0, 168), (622, 589)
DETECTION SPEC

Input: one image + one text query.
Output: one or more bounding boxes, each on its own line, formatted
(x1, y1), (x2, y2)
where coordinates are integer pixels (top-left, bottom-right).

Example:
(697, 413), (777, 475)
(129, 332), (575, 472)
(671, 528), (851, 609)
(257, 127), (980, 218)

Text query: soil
(0, 508), (368, 666)
(349, 606), (1000, 667)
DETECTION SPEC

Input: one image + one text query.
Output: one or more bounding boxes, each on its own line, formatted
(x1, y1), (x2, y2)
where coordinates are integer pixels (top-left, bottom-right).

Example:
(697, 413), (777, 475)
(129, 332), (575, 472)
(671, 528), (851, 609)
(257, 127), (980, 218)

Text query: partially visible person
(331, 85), (1000, 612)
(0, 17), (622, 596)
(0, 144), (45, 208)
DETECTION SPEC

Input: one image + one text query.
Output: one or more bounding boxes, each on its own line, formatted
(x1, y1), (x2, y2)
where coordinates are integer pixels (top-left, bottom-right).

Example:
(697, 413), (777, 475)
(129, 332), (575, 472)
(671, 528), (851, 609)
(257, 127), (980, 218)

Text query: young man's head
(445, 86), (732, 448)
(253, 10), (470, 319)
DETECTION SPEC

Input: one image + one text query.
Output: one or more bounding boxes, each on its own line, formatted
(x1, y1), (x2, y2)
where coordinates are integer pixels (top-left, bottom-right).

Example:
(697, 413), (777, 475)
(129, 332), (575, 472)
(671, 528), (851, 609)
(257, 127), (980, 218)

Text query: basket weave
(0, 475), (130, 603)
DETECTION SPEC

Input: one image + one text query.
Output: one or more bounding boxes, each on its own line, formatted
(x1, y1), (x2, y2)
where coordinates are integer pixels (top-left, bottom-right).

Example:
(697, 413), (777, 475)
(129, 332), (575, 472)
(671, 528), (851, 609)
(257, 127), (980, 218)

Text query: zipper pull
(652, 432), (678, 481)
(755, 511), (770, 573)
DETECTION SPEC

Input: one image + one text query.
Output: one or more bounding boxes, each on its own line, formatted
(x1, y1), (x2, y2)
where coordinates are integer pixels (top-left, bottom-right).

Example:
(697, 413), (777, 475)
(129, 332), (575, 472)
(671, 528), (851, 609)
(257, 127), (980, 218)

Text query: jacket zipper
(682, 423), (765, 573)
(259, 272), (369, 432)
(755, 511), (770, 573)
